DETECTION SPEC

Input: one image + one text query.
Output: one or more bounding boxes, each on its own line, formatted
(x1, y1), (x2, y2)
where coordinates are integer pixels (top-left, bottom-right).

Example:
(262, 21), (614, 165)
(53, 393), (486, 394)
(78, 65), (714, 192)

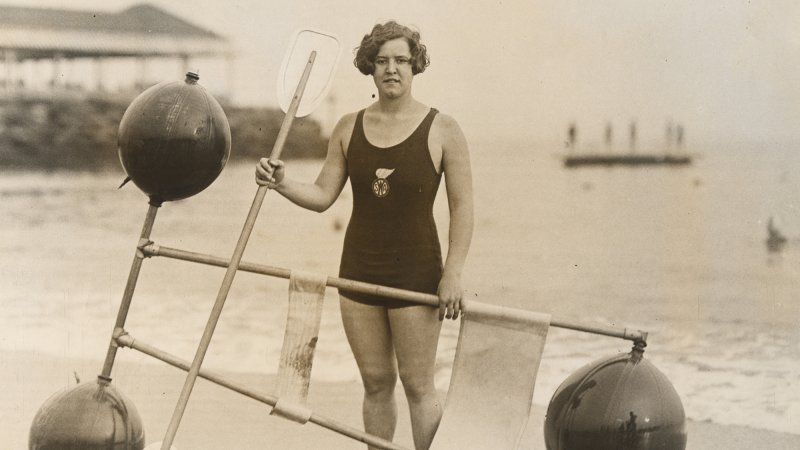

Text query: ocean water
(1, 138), (798, 435)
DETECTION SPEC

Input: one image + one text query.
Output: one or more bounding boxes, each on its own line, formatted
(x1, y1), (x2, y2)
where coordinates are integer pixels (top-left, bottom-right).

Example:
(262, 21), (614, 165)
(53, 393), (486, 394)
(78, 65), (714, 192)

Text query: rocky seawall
(0, 95), (327, 171)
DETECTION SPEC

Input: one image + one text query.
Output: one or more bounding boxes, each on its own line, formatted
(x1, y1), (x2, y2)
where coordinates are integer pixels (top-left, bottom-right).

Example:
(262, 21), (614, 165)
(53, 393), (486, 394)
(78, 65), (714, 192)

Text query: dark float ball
(29, 380), (145, 449)
(118, 71), (232, 204)
(544, 347), (687, 450)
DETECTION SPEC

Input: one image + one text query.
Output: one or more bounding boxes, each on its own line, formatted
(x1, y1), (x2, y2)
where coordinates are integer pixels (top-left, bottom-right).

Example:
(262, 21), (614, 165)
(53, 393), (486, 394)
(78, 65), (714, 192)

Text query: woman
(256, 21), (473, 450)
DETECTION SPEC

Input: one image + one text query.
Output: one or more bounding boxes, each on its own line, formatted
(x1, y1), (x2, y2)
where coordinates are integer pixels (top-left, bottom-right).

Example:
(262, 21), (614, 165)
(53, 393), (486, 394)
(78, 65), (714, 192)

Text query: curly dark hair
(353, 21), (430, 75)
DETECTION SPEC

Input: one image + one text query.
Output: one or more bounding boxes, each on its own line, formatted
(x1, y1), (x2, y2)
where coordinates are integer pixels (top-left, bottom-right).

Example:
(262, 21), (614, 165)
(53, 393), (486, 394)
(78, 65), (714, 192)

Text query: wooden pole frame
(99, 202), (160, 381)
(103, 235), (646, 449)
(115, 333), (408, 450)
(141, 243), (648, 344)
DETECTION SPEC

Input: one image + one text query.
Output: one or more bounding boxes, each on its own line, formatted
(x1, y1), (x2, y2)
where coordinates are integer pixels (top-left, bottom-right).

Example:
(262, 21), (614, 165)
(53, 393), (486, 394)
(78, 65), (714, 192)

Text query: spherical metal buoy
(118, 71), (232, 204)
(29, 379), (145, 450)
(544, 346), (687, 450)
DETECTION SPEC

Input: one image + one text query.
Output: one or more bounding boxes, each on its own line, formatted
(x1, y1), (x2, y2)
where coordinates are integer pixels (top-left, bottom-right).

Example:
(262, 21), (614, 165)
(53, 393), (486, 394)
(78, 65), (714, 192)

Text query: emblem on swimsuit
(372, 168), (395, 198)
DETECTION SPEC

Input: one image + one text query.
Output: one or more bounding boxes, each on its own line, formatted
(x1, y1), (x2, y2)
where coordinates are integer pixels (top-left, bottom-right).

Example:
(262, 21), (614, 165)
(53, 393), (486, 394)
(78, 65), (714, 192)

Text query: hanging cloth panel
(430, 307), (551, 450)
(270, 270), (328, 423)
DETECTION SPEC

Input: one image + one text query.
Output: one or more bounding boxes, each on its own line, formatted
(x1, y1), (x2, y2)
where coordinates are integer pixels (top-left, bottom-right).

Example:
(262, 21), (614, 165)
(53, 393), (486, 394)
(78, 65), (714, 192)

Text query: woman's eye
(374, 57), (411, 66)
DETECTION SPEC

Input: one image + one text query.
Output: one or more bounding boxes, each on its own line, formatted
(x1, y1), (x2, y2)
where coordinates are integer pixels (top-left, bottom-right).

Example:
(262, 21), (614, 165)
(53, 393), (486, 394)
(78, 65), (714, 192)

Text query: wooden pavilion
(0, 3), (233, 97)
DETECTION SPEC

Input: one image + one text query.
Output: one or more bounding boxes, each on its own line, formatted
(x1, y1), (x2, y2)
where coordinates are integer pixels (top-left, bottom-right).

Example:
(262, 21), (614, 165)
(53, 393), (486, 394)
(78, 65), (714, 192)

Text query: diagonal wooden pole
(160, 51), (317, 450)
(116, 333), (408, 450)
(98, 201), (160, 382)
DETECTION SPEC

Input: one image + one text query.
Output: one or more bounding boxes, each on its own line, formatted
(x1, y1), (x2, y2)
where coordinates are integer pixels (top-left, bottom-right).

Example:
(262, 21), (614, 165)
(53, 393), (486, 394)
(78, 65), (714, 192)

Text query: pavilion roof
(0, 3), (231, 60)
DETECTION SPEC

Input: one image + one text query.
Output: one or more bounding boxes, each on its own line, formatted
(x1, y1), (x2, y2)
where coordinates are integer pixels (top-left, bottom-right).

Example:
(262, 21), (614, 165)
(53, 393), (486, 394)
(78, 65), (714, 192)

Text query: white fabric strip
(270, 270), (327, 424)
(430, 310), (551, 449)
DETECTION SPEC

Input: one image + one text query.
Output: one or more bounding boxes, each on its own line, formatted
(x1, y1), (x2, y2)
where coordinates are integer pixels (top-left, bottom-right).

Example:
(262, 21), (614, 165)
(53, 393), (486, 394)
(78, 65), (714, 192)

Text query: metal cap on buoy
(117, 71), (232, 204)
(29, 379), (145, 449)
(544, 345), (687, 450)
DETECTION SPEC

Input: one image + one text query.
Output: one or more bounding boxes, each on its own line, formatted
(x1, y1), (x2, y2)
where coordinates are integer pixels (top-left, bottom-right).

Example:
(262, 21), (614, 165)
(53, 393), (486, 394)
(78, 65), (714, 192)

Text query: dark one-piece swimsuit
(338, 108), (443, 308)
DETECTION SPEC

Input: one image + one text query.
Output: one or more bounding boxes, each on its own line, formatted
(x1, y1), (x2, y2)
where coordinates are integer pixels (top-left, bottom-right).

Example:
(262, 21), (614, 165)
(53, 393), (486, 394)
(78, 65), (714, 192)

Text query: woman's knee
(398, 371), (436, 402)
(361, 367), (398, 396)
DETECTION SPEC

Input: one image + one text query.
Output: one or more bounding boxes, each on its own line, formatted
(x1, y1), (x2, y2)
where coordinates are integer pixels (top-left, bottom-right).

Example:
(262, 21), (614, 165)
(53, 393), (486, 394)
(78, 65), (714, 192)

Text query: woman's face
(372, 38), (414, 100)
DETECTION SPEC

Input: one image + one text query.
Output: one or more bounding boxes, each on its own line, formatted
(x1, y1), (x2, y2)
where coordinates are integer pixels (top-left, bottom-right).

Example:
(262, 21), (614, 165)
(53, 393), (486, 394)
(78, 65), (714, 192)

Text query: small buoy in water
(544, 345), (687, 450)
(29, 378), (145, 449)
(766, 216), (787, 253)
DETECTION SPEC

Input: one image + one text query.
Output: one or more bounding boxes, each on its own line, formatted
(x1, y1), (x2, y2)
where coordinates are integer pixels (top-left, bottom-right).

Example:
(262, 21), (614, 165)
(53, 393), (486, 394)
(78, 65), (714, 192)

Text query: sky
(5, 0), (800, 144)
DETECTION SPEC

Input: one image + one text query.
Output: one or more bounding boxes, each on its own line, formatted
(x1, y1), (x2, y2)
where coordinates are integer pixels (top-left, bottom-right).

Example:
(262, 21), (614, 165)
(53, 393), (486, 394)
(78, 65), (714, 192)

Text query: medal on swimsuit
(372, 168), (395, 198)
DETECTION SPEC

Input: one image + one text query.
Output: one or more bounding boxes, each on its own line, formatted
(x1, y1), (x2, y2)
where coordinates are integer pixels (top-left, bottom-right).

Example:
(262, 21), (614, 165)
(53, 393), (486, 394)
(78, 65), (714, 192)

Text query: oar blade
(277, 29), (340, 117)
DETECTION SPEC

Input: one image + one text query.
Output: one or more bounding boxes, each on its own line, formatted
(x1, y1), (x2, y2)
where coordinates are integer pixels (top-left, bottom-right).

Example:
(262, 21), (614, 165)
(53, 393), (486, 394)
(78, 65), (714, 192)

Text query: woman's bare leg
(388, 305), (443, 450)
(340, 296), (398, 448)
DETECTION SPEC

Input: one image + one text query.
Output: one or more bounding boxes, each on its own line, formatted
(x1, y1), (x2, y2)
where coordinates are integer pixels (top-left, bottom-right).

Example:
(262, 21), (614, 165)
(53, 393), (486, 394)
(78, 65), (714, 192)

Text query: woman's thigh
(339, 295), (397, 384)
(388, 306), (442, 384)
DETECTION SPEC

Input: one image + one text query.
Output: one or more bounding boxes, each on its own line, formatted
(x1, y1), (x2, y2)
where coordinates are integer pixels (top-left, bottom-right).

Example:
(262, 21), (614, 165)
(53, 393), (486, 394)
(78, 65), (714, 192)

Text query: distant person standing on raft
(256, 21), (474, 450)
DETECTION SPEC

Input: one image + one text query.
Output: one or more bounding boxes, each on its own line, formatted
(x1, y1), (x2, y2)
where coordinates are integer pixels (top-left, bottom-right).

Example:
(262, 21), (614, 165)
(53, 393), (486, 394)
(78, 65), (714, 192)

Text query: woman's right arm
(256, 114), (354, 212)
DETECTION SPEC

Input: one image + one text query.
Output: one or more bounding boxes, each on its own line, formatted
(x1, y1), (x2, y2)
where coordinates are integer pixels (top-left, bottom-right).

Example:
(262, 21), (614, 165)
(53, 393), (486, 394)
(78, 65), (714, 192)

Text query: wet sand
(3, 349), (798, 450)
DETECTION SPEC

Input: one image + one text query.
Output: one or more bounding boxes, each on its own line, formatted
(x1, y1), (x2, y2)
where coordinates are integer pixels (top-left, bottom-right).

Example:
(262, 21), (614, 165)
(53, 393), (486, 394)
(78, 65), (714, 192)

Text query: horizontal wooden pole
(142, 243), (647, 344)
(115, 332), (408, 450)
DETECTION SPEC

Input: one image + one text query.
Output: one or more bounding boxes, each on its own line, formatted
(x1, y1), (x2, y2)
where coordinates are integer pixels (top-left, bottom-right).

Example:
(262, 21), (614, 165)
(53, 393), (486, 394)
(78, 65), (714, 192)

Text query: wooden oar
(160, 52), (319, 450)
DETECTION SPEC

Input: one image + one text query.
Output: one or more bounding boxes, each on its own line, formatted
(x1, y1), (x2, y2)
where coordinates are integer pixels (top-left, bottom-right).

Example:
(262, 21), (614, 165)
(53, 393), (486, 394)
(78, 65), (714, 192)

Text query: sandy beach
(3, 349), (798, 450)
(2, 150), (799, 448)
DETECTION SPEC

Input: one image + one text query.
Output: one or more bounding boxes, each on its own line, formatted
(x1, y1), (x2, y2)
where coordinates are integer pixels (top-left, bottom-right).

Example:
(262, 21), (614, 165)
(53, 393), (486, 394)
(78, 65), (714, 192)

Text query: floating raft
(564, 154), (692, 168)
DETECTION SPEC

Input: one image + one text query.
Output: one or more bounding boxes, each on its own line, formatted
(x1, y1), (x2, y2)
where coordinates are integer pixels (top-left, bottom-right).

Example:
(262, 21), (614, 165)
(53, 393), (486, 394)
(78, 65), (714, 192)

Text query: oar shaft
(270, 51), (317, 160)
(161, 51), (318, 450)
(161, 188), (266, 447)
(116, 333), (408, 450)
(143, 243), (648, 343)
(99, 203), (160, 380)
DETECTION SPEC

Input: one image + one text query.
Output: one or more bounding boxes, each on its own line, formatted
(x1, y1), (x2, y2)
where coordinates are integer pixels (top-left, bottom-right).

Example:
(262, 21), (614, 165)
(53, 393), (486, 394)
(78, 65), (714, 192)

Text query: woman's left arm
(436, 114), (474, 320)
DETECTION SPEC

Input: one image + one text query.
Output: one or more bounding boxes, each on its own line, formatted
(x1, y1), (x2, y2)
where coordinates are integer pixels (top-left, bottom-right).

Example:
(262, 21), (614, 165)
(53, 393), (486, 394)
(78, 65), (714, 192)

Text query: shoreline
(3, 349), (799, 449)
